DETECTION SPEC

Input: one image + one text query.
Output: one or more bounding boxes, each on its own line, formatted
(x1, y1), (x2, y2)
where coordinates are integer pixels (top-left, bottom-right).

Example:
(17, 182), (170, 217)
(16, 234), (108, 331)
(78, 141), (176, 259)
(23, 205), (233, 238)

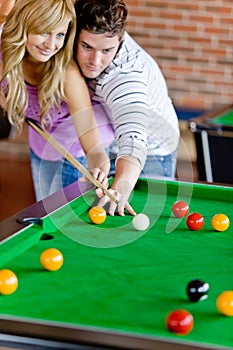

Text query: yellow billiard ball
(211, 213), (230, 232)
(40, 248), (64, 271)
(0, 269), (18, 295)
(88, 206), (107, 224)
(216, 290), (233, 316)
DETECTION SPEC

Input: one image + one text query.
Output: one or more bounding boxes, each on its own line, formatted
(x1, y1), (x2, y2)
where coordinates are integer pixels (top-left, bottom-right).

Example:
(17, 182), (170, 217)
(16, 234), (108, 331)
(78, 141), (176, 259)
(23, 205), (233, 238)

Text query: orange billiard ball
(211, 213), (230, 232)
(216, 290), (233, 316)
(166, 309), (194, 335)
(0, 269), (18, 295)
(88, 206), (107, 224)
(40, 248), (64, 271)
(172, 200), (189, 218)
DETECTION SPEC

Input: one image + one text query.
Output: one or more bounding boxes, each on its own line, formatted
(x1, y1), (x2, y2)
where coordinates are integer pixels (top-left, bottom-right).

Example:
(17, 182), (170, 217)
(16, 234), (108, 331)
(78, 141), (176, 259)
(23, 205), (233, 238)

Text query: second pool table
(189, 104), (233, 184)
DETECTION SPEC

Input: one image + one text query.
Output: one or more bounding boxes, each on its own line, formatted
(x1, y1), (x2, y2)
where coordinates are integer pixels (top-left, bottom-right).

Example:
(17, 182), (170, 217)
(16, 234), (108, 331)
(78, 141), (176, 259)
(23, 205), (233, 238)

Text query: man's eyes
(103, 48), (112, 54)
(82, 43), (92, 50)
(82, 44), (112, 54)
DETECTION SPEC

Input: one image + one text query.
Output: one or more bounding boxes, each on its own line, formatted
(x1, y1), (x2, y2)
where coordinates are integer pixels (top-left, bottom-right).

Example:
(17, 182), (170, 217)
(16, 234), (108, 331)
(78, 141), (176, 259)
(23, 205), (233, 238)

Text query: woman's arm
(64, 59), (110, 183)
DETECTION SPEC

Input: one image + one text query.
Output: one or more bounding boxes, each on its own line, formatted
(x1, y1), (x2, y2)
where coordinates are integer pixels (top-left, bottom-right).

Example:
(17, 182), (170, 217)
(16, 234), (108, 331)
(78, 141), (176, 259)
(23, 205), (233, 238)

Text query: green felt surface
(208, 109), (233, 126)
(0, 178), (233, 349)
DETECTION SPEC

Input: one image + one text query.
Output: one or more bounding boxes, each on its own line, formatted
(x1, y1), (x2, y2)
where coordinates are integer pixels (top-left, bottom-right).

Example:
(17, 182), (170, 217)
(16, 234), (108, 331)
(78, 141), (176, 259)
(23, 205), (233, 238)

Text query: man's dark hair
(74, 0), (128, 38)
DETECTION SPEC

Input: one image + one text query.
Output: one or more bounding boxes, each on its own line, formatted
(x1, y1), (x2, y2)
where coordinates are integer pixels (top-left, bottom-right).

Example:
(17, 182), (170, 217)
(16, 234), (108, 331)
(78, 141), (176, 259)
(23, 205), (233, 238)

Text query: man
(74, 0), (180, 216)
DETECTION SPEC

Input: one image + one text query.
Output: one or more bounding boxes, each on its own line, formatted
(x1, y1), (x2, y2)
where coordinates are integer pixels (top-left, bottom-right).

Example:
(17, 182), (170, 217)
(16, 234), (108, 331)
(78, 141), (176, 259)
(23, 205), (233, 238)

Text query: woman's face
(26, 21), (70, 62)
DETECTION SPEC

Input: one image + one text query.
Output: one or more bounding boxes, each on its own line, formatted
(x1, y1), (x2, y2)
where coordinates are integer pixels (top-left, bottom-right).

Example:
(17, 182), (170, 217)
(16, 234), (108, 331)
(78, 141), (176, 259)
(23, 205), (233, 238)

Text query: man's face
(75, 29), (120, 79)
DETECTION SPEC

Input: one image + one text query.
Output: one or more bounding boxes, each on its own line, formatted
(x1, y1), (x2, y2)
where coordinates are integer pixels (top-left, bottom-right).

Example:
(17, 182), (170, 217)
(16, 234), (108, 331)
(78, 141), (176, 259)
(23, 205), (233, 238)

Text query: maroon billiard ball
(172, 200), (189, 218)
(186, 212), (204, 231)
(166, 309), (194, 335)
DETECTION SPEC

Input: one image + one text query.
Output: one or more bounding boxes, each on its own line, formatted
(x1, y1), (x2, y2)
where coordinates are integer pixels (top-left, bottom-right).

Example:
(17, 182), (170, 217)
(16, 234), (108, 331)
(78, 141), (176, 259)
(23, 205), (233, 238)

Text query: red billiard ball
(166, 309), (194, 335)
(88, 206), (107, 224)
(172, 200), (189, 218)
(0, 269), (18, 295)
(40, 248), (64, 271)
(216, 291), (233, 316)
(186, 212), (204, 231)
(211, 213), (230, 232)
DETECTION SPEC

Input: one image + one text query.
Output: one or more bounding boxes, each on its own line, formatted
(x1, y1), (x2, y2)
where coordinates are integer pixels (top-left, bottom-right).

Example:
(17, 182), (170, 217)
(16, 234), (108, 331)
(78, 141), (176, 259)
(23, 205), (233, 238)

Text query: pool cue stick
(26, 118), (118, 203)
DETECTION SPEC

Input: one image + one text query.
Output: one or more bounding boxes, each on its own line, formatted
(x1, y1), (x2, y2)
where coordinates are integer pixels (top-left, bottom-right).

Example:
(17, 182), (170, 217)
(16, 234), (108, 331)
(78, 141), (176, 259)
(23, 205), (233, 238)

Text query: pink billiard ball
(172, 200), (189, 218)
(186, 212), (204, 231)
(166, 309), (194, 335)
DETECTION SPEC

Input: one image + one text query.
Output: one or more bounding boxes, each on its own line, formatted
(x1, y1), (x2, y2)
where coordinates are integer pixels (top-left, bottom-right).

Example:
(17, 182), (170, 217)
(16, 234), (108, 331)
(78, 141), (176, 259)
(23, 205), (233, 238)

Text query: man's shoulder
(116, 32), (142, 61)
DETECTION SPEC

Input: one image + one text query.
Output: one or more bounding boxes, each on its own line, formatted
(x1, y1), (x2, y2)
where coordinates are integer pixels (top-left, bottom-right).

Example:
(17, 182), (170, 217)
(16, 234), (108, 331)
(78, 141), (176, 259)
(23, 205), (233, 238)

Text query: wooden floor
(0, 122), (198, 221)
(0, 151), (35, 221)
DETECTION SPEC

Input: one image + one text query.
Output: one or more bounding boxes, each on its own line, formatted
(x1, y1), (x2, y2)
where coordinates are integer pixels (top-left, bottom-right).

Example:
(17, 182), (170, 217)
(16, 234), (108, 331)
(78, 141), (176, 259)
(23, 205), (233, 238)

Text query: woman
(0, 0), (109, 201)
(0, 0), (15, 138)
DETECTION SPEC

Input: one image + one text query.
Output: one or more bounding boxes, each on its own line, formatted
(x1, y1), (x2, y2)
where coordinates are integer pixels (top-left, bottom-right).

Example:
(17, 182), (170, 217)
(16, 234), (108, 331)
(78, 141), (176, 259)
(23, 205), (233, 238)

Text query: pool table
(189, 104), (233, 184)
(0, 177), (233, 350)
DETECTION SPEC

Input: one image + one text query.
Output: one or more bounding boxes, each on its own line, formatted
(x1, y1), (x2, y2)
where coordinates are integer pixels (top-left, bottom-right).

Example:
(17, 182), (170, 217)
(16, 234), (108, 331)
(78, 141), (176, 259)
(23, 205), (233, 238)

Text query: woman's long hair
(1, 0), (76, 132)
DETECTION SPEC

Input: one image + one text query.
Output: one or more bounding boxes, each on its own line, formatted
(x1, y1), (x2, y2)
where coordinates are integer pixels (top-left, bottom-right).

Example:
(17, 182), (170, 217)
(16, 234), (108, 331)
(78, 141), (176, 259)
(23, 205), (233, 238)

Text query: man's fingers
(108, 202), (117, 216)
(96, 189), (136, 217)
(124, 203), (136, 216)
(98, 195), (110, 208)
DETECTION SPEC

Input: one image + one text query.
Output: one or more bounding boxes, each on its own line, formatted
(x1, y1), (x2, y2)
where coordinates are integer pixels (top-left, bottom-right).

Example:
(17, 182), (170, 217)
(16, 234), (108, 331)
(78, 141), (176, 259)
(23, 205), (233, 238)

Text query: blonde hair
(1, 0), (76, 132)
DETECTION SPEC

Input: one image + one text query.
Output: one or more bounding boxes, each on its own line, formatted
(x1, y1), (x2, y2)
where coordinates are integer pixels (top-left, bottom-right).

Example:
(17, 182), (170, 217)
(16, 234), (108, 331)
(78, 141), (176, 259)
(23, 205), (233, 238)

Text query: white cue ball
(132, 213), (150, 231)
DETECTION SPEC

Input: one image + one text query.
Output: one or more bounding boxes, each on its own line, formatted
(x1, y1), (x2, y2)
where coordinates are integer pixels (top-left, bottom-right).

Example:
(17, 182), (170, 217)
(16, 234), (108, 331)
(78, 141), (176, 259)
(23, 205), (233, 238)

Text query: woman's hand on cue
(90, 167), (109, 188)
(79, 167), (109, 187)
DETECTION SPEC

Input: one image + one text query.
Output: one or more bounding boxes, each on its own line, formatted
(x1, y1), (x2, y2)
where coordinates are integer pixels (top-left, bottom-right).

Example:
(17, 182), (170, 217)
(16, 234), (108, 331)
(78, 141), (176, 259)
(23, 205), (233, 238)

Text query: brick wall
(125, 0), (233, 110)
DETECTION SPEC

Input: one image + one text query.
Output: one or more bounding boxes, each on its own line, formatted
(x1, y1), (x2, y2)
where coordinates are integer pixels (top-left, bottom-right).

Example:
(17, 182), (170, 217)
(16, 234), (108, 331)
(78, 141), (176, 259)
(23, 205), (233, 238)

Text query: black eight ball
(186, 279), (209, 302)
